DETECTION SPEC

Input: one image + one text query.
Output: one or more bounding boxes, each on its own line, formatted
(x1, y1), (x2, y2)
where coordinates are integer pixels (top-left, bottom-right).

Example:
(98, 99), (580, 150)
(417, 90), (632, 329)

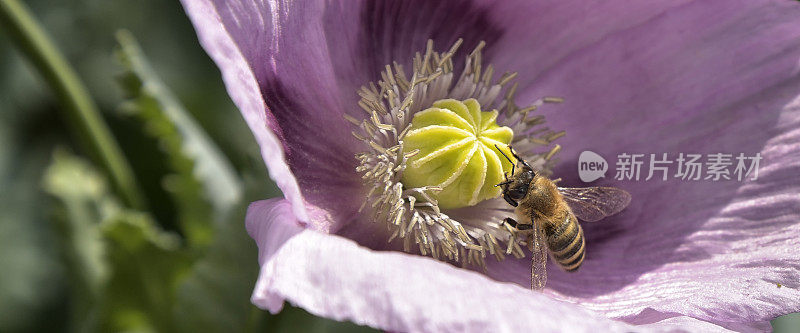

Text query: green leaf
(43, 150), (193, 332)
(99, 210), (191, 333)
(114, 30), (242, 247)
(42, 150), (111, 276)
(42, 149), (112, 332)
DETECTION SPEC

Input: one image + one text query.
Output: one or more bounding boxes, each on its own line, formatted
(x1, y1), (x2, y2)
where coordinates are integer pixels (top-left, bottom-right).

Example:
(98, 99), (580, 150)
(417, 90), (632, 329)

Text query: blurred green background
(0, 1), (796, 332)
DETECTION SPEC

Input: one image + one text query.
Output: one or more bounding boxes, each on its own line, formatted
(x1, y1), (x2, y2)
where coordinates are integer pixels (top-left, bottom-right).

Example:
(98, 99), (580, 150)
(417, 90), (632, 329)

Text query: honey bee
(494, 145), (631, 290)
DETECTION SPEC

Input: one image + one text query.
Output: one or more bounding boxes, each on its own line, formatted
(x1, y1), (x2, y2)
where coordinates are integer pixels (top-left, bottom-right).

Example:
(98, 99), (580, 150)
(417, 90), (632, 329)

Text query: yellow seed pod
(401, 98), (515, 209)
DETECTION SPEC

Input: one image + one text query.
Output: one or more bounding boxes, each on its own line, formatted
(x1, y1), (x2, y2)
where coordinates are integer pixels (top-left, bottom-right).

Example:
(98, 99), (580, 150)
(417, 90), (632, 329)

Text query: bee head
(494, 145), (536, 207)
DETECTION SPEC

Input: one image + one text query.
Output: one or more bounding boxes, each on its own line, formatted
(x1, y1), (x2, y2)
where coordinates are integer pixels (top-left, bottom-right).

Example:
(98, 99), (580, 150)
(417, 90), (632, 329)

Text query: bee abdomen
(546, 213), (585, 272)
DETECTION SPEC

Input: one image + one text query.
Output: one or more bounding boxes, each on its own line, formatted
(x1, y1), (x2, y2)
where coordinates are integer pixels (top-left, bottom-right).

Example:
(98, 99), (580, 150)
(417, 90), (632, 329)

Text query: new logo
(578, 151), (608, 182)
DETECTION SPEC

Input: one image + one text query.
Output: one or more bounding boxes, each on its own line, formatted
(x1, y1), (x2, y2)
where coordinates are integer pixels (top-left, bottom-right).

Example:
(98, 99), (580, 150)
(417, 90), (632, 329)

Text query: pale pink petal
(247, 199), (743, 332)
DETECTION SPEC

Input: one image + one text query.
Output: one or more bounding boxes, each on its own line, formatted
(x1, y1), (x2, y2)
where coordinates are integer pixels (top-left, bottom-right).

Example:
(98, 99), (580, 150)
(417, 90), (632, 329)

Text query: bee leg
(516, 223), (533, 230)
(502, 217), (519, 228)
(502, 217), (534, 231)
(502, 193), (519, 207)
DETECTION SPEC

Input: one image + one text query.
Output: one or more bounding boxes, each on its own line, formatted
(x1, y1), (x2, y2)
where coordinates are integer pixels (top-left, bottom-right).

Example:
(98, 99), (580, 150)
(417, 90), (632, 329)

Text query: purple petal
(478, 0), (800, 327)
(179, 0), (309, 222)
(489, 0), (800, 160)
(247, 199), (742, 332)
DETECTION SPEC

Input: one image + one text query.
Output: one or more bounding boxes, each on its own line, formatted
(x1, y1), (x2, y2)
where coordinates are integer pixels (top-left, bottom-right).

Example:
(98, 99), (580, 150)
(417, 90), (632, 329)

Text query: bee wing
(530, 222), (548, 290)
(558, 187), (632, 223)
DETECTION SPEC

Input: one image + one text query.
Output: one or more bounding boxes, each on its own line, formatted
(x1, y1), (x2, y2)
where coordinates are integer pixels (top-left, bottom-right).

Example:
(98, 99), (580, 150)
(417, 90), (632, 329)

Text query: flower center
(347, 39), (564, 267)
(401, 98), (514, 209)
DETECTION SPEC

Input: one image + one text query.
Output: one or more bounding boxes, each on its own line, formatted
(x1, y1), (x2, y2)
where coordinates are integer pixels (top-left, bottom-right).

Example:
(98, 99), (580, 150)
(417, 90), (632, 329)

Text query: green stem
(0, 0), (144, 209)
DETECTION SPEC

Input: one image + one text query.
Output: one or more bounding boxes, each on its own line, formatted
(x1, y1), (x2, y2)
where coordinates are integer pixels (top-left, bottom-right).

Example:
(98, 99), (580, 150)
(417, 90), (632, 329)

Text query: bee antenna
(508, 145), (533, 171)
(495, 144), (516, 176)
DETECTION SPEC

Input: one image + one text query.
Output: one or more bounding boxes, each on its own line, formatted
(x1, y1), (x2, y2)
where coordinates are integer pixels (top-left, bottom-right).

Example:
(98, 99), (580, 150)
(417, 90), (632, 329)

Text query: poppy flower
(180, 0), (800, 331)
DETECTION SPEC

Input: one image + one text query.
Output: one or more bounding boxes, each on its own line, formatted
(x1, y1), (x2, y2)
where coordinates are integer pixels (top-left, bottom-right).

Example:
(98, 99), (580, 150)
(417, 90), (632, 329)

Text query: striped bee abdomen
(545, 212), (585, 272)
